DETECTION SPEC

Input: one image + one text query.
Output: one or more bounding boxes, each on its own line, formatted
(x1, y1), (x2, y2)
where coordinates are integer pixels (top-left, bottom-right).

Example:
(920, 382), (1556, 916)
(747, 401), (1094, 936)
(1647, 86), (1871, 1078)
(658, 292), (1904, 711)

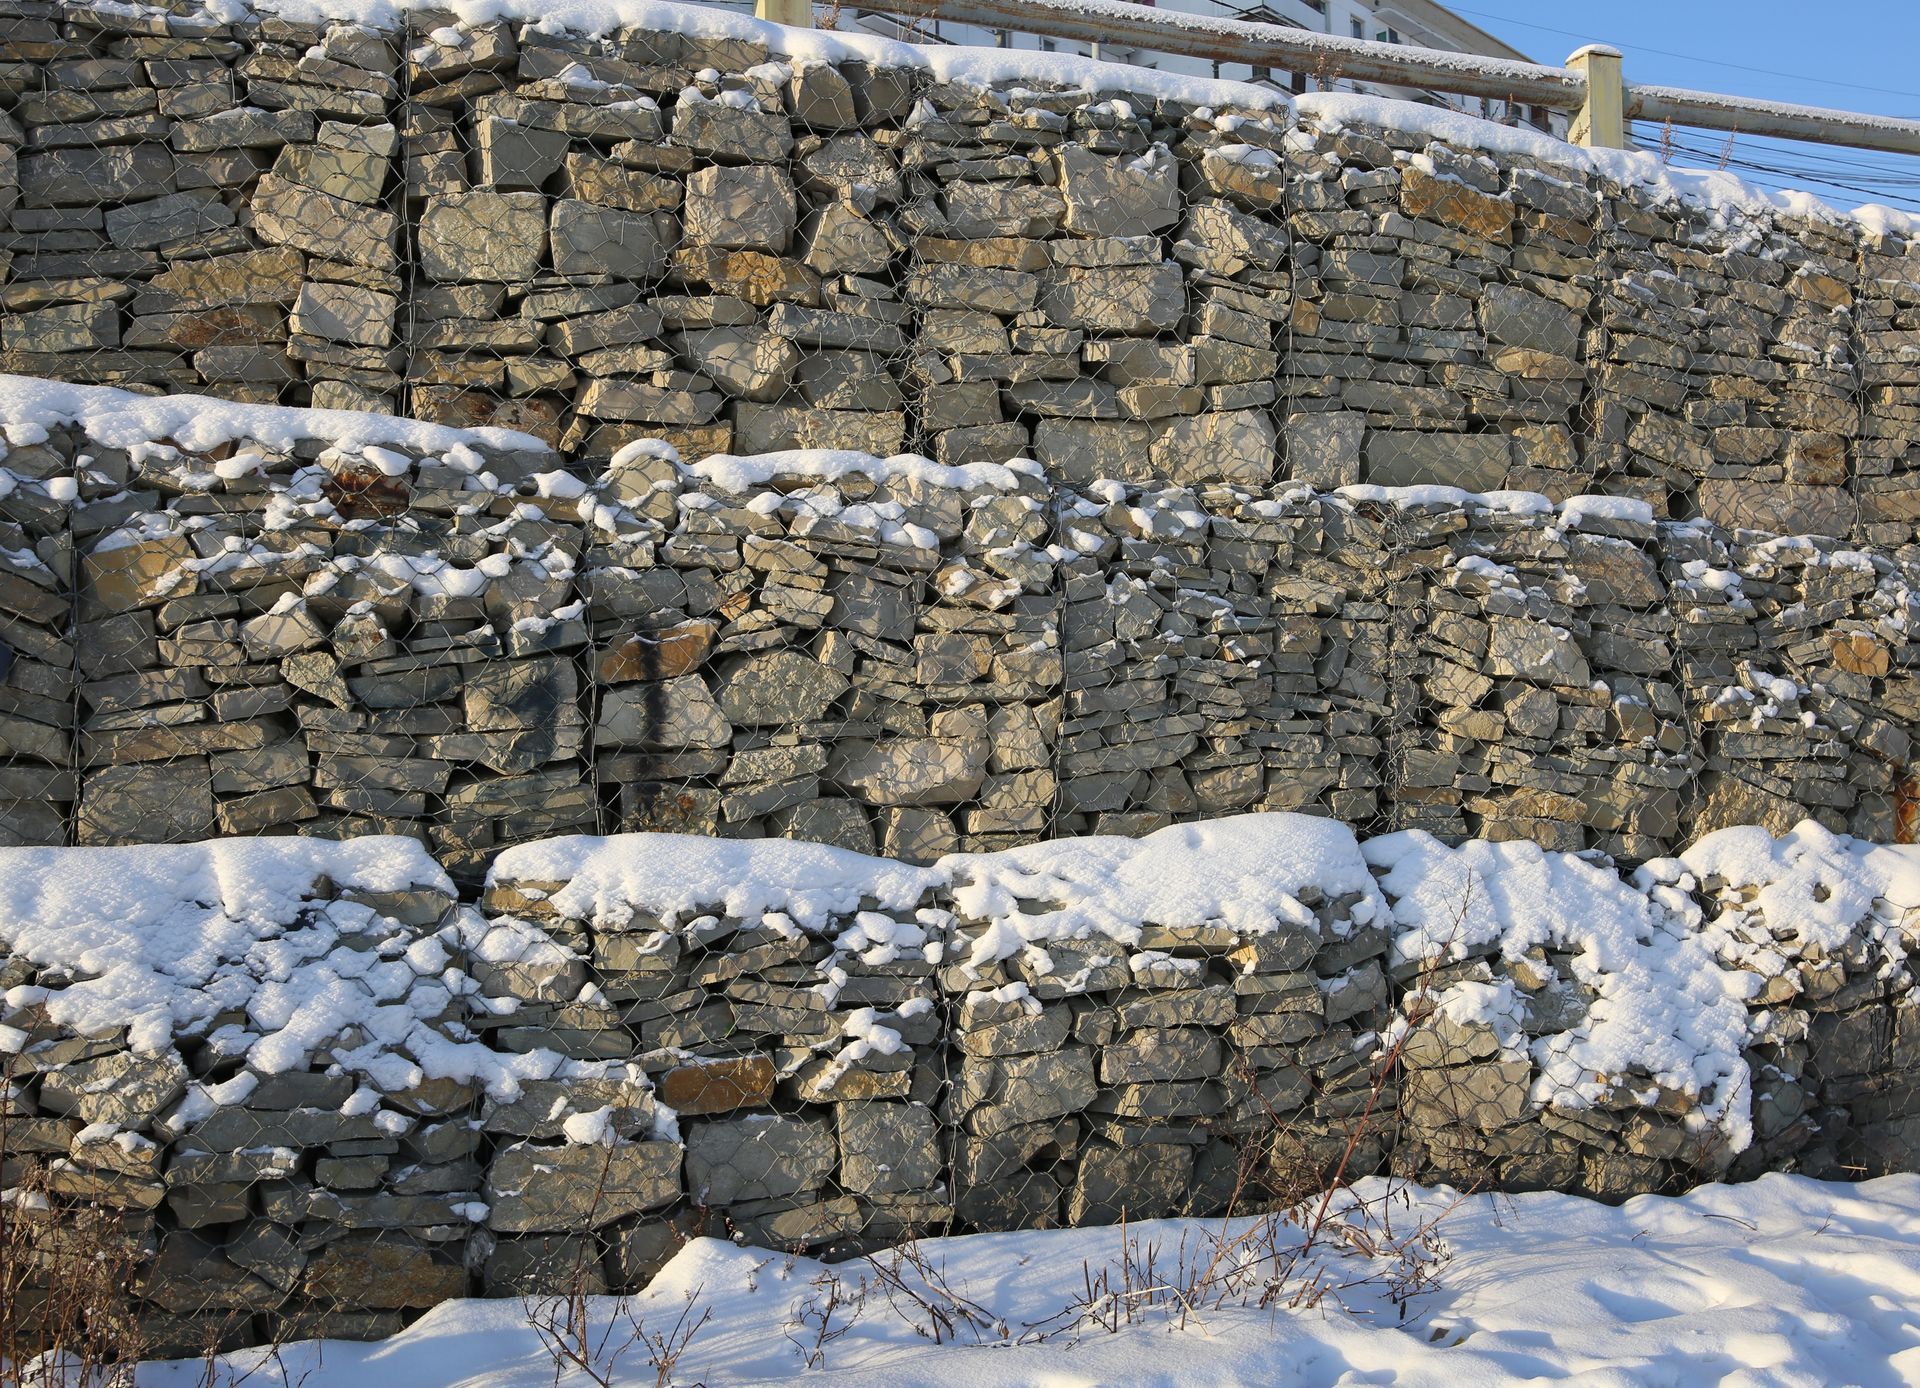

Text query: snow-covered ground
(126, 1173), (1920, 1387)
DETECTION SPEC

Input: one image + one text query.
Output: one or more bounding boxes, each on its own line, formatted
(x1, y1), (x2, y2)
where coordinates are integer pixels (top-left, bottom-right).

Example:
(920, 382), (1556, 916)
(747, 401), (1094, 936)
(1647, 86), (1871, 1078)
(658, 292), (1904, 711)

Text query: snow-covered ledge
(2, 814), (1917, 1342)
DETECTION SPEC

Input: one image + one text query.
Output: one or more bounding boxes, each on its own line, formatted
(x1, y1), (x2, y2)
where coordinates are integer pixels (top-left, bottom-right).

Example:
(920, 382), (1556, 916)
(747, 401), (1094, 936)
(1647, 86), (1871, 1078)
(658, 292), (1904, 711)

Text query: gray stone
(78, 760), (213, 845)
(686, 1115), (835, 1204)
(1067, 1142), (1192, 1223)
(801, 201), (893, 275)
(482, 1077), (656, 1140)
(684, 164), (797, 253)
(1286, 412), (1365, 489)
(1486, 616), (1591, 686)
(880, 805), (959, 863)
(1150, 410), (1275, 484)
(551, 200), (669, 279)
(1699, 480), (1857, 539)
(271, 142), (388, 204)
(282, 651), (353, 709)
(672, 98), (794, 161)
(958, 994), (1072, 1056)
(957, 1050), (1097, 1137)
(103, 191), (235, 250)
(794, 352), (903, 410)
(253, 174), (398, 269)
(597, 677), (732, 749)
(484, 1234), (606, 1297)
(485, 1140), (681, 1232)
(465, 657), (578, 732)
(420, 191), (547, 282)
(1363, 432), (1511, 490)
(907, 264), (1039, 315)
(1042, 263), (1185, 334)
(2, 301), (118, 353)
(1099, 1028), (1222, 1084)
(838, 1102), (940, 1195)
(944, 181), (1063, 238)
(715, 650), (849, 724)
(1033, 419), (1152, 483)
(787, 63), (858, 129)
(562, 153), (681, 213)
(290, 282), (396, 347)
(41, 1051), (188, 1127)
(1404, 1060), (1532, 1133)
(671, 327), (799, 401)
(1479, 282), (1580, 360)
(20, 145), (175, 205)
(1180, 199), (1289, 272)
(831, 731), (989, 805)
(477, 114), (570, 190)
(1057, 143), (1181, 237)
(171, 107), (314, 151)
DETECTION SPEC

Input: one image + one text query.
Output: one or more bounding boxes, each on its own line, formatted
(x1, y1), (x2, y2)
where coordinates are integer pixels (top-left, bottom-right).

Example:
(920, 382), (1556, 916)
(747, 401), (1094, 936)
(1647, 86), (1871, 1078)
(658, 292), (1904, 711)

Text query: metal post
(1566, 44), (1627, 149)
(755, 0), (813, 27)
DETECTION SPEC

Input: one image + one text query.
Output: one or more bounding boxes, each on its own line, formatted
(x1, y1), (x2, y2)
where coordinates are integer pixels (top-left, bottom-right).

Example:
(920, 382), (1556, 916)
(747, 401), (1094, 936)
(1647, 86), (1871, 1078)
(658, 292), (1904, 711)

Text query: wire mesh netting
(2, 0), (1920, 1368)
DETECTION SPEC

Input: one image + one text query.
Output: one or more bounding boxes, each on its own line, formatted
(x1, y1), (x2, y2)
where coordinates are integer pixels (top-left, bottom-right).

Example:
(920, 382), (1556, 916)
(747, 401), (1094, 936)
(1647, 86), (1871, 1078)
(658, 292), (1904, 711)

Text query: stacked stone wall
(1, 2), (1918, 528)
(6, 0), (1920, 1353)
(4, 820), (1916, 1349)
(3, 395), (1916, 865)
(2, 2), (1920, 863)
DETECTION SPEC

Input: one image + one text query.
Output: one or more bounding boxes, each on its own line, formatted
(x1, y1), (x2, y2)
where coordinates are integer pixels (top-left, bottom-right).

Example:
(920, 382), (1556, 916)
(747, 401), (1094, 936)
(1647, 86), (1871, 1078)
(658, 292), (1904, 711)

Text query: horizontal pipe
(1625, 85), (1920, 157)
(858, 0), (1585, 108)
(857, 0), (1920, 158)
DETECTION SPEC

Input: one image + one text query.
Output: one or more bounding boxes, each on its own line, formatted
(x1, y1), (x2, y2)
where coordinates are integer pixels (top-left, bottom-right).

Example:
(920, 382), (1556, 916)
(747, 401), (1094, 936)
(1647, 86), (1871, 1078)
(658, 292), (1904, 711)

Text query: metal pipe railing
(859, 0), (1583, 108)
(1625, 86), (1920, 157)
(844, 0), (1920, 157)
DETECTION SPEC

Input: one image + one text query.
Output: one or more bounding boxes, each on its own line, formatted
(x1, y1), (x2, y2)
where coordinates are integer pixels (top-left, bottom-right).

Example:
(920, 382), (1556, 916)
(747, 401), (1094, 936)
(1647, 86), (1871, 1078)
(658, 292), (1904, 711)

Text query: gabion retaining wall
(0, 0), (1917, 867)
(3, 817), (1916, 1351)
(0, 382), (1916, 866)
(0, 0), (1916, 534)
(4, 0), (1920, 1359)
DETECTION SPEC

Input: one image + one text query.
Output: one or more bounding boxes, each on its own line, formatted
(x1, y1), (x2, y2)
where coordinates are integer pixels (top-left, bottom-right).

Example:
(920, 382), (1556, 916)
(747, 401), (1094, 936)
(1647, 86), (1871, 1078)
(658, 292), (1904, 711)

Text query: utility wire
(1445, 2), (1920, 105)
(1630, 122), (1920, 211)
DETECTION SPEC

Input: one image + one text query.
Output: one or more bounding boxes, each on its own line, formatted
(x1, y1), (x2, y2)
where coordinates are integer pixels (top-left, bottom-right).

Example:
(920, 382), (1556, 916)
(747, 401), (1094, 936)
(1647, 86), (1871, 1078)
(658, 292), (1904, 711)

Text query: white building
(815, 0), (1570, 138)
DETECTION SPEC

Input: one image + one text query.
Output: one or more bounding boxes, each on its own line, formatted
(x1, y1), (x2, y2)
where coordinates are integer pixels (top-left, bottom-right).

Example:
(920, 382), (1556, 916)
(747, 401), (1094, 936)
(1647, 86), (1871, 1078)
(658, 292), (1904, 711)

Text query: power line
(1445, 3), (1920, 105)
(1628, 122), (1920, 211)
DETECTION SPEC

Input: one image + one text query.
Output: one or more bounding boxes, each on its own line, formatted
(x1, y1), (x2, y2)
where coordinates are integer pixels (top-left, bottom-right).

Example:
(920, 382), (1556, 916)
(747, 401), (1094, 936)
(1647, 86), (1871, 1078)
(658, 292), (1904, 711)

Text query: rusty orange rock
(657, 1055), (775, 1116)
(1400, 164), (1512, 244)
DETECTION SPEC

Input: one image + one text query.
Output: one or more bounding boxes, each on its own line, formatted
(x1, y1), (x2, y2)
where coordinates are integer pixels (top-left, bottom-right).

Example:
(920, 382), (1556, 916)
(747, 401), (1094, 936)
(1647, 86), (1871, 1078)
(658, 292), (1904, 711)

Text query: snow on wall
(32, 0), (1913, 231)
(6, 818), (1920, 1333)
(7, 371), (1920, 882)
(6, 813), (1917, 1158)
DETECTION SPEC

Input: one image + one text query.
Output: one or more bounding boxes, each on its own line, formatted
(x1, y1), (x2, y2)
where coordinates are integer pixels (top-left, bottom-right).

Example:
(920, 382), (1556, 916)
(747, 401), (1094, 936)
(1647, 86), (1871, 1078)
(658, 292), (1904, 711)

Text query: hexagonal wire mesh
(3, 0), (1920, 1370)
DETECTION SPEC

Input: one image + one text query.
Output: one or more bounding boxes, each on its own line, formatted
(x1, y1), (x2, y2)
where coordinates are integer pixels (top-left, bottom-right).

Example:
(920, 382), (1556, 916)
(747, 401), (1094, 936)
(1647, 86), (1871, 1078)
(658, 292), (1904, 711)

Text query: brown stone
(671, 246), (821, 308)
(657, 1055), (776, 1115)
(125, 304), (282, 349)
(597, 620), (718, 682)
(303, 1236), (468, 1310)
(1400, 165), (1512, 243)
(410, 386), (563, 444)
(1832, 632), (1892, 677)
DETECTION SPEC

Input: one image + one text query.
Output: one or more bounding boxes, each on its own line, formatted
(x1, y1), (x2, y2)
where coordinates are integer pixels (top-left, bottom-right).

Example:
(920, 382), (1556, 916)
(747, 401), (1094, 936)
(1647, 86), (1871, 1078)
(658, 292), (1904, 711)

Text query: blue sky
(1443, 0), (1920, 206)
(1456, 1), (1920, 208)
(1459, 1), (1918, 115)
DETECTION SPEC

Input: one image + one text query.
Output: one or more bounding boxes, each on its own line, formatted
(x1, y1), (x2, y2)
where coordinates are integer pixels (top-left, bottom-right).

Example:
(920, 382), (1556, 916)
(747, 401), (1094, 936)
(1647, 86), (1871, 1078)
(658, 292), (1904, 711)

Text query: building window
(1040, 37), (1055, 51)
(1291, 69), (1310, 94)
(1350, 16), (1365, 38)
